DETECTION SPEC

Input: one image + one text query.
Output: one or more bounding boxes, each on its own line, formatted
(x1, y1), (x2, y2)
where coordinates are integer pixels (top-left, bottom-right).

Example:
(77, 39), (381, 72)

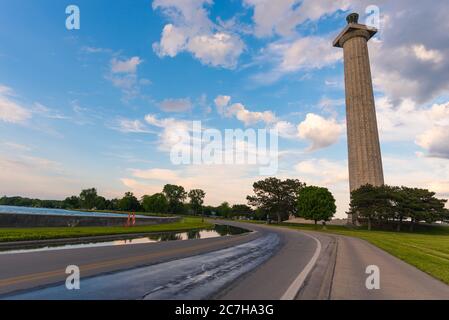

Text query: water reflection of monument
(333, 13), (385, 224)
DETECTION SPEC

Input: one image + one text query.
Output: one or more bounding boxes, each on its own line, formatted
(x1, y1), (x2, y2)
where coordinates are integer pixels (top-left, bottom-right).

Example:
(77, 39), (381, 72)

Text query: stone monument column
(334, 13), (384, 223)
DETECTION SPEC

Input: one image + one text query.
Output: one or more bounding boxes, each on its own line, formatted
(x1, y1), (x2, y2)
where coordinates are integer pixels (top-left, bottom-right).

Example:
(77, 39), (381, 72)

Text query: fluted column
(343, 32), (384, 191)
(334, 13), (385, 223)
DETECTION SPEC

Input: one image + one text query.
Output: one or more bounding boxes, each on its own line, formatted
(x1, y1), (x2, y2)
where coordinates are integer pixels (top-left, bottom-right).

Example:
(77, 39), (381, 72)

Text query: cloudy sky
(1, 1), (449, 217)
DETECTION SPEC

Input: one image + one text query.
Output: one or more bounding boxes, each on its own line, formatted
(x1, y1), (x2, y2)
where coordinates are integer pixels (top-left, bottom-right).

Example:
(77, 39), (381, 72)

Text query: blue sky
(1, 1), (449, 217)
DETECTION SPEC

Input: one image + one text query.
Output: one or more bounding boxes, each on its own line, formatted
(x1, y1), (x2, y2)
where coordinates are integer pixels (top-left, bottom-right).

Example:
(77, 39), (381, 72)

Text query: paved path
(330, 235), (449, 299)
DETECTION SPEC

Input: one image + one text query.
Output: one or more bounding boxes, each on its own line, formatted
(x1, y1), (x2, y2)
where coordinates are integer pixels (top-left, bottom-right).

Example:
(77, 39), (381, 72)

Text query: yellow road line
(0, 235), (247, 288)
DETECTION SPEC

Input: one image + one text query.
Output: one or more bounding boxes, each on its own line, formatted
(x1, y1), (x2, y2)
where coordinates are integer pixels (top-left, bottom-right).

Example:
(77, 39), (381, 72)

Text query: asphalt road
(0, 225), (261, 297)
(0, 221), (320, 299)
(1, 221), (449, 299)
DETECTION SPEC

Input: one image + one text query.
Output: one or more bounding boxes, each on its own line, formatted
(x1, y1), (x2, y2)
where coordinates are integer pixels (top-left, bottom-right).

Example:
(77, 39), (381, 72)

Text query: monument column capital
(336, 28), (372, 48)
(333, 19), (377, 48)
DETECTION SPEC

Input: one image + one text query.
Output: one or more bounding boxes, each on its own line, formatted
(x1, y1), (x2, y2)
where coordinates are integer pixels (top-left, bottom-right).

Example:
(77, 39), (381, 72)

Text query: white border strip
(280, 232), (322, 300)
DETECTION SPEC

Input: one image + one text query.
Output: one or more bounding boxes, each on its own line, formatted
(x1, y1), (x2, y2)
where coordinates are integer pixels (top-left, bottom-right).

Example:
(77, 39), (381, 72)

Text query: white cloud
(0, 85), (14, 95)
(272, 120), (297, 139)
(214, 95), (276, 126)
(116, 119), (149, 133)
(295, 159), (348, 185)
(107, 56), (144, 100)
(0, 85), (32, 124)
(1, 142), (32, 152)
(377, 98), (449, 146)
(153, 24), (188, 58)
(213, 95), (343, 150)
(111, 56), (142, 74)
(227, 103), (277, 126)
(277, 36), (342, 72)
(159, 98), (192, 112)
(32, 103), (68, 120)
(108, 74), (138, 91)
(243, 0), (350, 37)
(288, 157), (349, 218)
(214, 95), (231, 107)
(362, 1), (449, 104)
(0, 152), (79, 199)
(152, 0), (244, 68)
(81, 46), (112, 54)
(246, 1), (449, 104)
(252, 35), (342, 84)
(153, 0), (213, 31)
(145, 114), (193, 151)
(120, 178), (163, 196)
(319, 97), (345, 110)
(289, 153), (449, 218)
(428, 181), (449, 198)
(416, 126), (449, 159)
(412, 44), (443, 64)
(131, 168), (180, 181)
(186, 33), (244, 69)
(297, 113), (344, 151)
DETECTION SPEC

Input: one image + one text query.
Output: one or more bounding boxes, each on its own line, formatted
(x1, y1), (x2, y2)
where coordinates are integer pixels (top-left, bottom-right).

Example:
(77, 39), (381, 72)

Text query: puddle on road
(0, 225), (250, 255)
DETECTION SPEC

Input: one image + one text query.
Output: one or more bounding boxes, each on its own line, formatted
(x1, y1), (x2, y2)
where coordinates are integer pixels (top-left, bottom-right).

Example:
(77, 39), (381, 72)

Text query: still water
(0, 205), (148, 218)
(0, 225), (250, 255)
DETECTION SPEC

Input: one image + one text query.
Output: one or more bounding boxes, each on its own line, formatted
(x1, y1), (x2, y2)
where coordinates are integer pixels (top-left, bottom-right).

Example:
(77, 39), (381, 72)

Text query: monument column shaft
(343, 35), (384, 191)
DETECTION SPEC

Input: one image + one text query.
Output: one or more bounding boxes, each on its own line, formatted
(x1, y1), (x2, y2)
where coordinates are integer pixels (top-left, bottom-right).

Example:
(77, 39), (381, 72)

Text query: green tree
(118, 192), (140, 211)
(297, 186), (336, 227)
(442, 208), (449, 223)
(95, 196), (107, 210)
(202, 205), (214, 216)
(348, 184), (394, 231)
(63, 196), (80, 209)
(188, 189), (206, 215)
(231, 204), (253, 217)
(79, 188), (98, 209)
(107, 198), (120, 211)
(400, 187), (447, 231)
(163, 184), (187, 214)
(395, 186), (419, 231)
(216, 202), (232, 218)
(247, 178), (305, 223)
(142, 193), (169, 213)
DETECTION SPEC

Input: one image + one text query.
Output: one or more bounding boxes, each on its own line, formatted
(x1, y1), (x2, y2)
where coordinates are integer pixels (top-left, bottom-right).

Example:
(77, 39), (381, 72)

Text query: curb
(317, 236), (338, 300)
(0, 228), (214, 251)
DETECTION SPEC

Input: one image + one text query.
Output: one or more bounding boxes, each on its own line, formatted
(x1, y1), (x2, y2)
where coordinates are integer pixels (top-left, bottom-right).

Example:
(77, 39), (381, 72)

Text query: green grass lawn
(276, 222), (449, 285)
(0, 217), (213, 243)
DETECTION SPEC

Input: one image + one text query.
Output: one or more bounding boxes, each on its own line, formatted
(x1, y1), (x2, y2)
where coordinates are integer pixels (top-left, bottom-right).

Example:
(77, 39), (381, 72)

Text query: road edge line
(280, 231), (322, 300)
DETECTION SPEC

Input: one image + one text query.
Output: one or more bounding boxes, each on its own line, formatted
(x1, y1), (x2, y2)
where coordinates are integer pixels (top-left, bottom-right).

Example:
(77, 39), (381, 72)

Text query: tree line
(0, 185), (252, 218)
(2, 178), (447, 232)
(244, 178), (449, 231)
(246, 177), (336, 225)
(349, 184), (449, 231)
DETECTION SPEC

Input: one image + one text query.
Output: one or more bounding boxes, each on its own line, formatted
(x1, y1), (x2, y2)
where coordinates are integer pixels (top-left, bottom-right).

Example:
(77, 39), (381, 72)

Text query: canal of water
(0, 224), (250, 255)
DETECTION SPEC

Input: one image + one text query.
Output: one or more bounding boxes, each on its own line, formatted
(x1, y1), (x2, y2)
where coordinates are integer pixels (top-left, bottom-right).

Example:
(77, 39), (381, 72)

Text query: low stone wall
(0, 213), (180, 228)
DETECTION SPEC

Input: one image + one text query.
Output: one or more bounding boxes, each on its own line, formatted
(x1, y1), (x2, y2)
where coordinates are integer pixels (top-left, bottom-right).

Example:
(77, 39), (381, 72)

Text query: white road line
(280, 232), (322, 300)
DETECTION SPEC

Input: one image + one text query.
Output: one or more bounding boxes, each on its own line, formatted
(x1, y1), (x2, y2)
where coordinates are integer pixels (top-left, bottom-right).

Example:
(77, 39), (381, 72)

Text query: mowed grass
(267, 222), (449, 285)
(0, 217), (213, 243)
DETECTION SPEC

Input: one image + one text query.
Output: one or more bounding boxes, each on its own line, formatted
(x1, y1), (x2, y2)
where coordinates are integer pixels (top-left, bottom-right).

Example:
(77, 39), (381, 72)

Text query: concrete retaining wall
(0, 213), (180, 228)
